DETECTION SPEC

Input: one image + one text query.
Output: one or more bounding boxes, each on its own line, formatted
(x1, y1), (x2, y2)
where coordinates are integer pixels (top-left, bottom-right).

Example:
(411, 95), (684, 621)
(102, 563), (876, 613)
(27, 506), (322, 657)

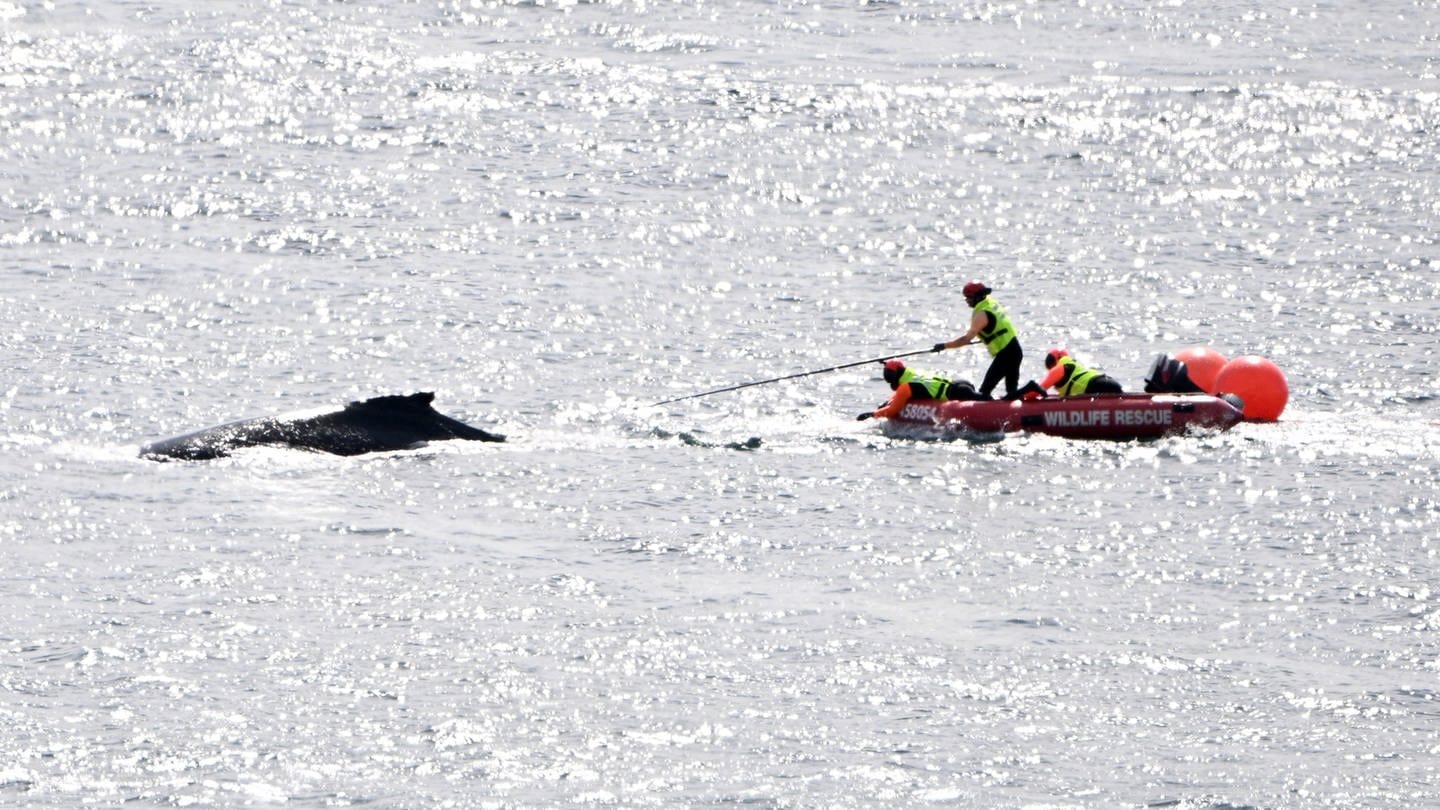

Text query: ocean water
(2, 1), (1438, 807)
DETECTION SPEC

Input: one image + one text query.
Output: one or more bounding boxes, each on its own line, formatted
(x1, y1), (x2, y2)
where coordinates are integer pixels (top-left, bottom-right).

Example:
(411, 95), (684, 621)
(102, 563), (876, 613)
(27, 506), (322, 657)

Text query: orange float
(1213, 356), (1288, 421)
(1175, 346), (1229, 394)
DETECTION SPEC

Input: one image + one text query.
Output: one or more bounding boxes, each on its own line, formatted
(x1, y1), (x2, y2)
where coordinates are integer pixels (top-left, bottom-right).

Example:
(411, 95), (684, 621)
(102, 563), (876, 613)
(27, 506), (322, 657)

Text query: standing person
(932, 280), (1023, 400)
(857, 359), (979, 421)
(1037, 348), (1124, 396)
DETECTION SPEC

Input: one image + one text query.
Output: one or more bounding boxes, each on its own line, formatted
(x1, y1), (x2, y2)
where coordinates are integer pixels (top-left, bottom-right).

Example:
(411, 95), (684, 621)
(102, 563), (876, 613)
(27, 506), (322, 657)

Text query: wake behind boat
(880, 392), (1246, 441)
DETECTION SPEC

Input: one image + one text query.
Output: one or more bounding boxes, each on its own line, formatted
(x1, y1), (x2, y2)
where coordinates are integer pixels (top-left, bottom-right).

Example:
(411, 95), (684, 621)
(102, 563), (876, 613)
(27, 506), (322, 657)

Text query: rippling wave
(2, 1), (1437, 807)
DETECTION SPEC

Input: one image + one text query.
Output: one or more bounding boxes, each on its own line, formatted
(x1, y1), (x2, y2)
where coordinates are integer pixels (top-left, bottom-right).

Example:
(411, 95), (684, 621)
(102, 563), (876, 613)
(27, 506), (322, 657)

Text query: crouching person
(1034, 348), (1124, 397)
(858, 359), (981, 421)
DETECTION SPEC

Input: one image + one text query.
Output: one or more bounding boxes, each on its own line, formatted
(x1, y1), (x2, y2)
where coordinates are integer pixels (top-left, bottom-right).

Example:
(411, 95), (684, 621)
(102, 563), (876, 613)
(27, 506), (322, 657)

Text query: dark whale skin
(140, 392), (504, 461)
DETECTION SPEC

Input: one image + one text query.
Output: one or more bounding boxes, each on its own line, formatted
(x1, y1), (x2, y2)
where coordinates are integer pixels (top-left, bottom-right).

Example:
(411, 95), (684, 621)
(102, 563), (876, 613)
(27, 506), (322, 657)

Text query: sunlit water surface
(2, 1), (1438, 807)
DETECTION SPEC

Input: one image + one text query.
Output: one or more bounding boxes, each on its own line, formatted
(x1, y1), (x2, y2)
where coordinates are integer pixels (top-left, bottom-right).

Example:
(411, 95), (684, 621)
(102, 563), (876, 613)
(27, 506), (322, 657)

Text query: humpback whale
(140, 392), (504, 461)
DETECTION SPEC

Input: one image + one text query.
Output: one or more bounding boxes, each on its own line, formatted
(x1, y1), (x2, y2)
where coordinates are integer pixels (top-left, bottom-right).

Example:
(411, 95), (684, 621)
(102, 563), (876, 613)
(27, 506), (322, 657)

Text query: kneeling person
(859, 359), (981, 421)
(1036, 348), (1124, 397)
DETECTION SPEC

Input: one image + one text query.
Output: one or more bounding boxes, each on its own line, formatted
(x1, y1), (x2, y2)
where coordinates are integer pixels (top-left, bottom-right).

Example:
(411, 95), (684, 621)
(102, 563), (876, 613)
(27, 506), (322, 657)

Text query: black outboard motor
(1144, 353), (1206, 394)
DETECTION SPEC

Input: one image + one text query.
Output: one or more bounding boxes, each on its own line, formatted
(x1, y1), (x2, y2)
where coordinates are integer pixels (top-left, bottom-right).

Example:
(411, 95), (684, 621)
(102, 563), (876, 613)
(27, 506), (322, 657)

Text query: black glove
(932, 342), (946, 352)
(856, 412), (873, 421)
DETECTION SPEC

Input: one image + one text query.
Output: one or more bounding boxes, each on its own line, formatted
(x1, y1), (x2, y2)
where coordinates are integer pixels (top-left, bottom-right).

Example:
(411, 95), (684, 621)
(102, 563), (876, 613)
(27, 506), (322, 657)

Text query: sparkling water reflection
(2, 1), (1438, 807)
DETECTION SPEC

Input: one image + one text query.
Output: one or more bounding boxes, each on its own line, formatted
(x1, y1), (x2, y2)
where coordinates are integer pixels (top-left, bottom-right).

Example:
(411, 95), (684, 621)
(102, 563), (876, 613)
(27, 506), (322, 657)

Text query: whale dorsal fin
(345, 392), (436, 412)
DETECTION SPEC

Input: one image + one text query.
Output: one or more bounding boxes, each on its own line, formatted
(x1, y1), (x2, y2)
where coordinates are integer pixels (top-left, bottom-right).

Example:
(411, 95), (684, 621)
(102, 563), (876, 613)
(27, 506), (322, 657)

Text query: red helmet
(882, 359), (906, 386)
(1045, 347), (1069, 369)
(962, 280), (990, 299)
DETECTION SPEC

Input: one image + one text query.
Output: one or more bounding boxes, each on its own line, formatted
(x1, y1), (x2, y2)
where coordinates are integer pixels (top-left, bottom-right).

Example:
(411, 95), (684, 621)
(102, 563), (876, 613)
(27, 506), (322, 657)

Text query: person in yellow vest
(1036, 348), (1124, 396)
(857, 359), (980, 420)
(932, 280), (1024, 399)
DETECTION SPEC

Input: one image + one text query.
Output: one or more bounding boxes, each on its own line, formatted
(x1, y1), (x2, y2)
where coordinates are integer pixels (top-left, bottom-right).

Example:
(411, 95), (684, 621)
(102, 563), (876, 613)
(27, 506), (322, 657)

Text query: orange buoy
(1175, 346), (1229, 394)
(1214, 356), (1288, 421)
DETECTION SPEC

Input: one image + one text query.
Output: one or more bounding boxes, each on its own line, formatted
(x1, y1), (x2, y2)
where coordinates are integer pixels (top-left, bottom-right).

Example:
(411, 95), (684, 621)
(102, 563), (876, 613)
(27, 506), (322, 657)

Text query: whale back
(140, 392), (504, 460)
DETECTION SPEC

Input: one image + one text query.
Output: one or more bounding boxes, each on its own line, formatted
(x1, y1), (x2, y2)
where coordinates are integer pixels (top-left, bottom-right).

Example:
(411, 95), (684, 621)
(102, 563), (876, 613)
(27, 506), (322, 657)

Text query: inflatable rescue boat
(881, 392), (1245, 441)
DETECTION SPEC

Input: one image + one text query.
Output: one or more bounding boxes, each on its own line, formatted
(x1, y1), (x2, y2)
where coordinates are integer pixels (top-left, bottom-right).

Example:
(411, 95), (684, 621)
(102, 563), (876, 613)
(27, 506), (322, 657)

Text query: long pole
(650, 347), (939, 406)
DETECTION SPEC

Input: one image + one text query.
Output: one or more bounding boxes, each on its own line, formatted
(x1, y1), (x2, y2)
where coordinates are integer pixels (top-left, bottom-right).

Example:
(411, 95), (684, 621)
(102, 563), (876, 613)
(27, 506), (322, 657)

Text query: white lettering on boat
(1115, 408), (1171, 426)
(1044, 409), (1110, 427)
(1042, 407), (1172, 428)
(900, 403), (937, 421)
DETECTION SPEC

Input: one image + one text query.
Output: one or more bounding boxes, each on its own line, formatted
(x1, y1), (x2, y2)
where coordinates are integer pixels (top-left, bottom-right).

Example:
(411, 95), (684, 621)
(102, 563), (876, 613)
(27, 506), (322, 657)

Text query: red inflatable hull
(883, 393), (1244, 440)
